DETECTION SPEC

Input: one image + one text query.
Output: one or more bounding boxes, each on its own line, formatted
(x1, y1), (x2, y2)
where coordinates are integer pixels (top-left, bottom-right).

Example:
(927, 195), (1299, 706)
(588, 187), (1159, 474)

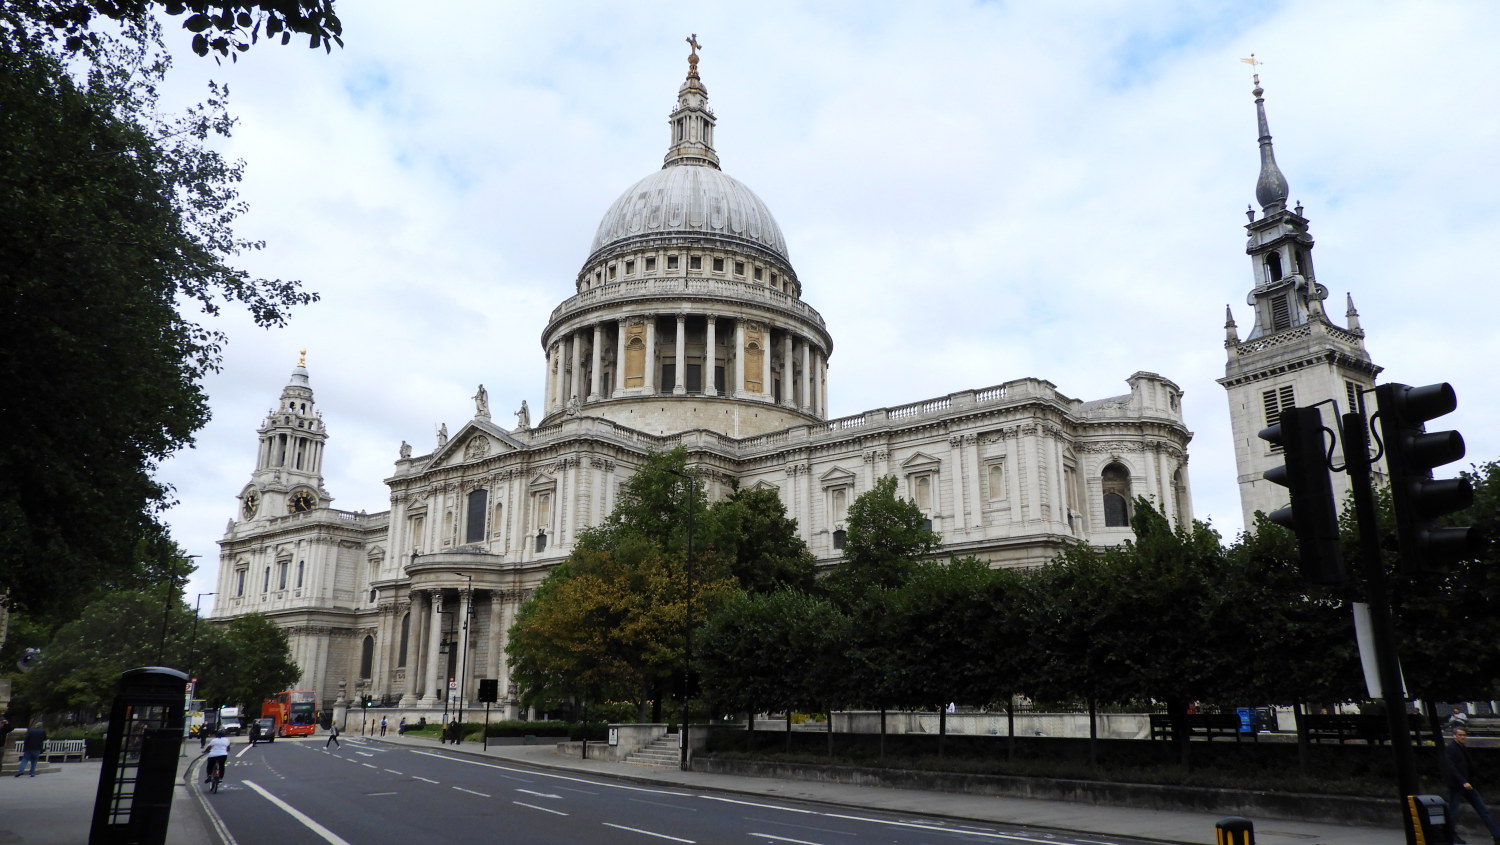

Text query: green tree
(198, 614), (300, 711)
(0, 21), (316, 617)
(703, 486), (817, 593)
(825, 475), (940, 600)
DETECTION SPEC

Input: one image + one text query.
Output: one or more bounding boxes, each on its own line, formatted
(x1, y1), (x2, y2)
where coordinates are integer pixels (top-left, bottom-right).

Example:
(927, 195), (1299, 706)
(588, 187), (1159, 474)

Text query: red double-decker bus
(262, 690), (318, 737)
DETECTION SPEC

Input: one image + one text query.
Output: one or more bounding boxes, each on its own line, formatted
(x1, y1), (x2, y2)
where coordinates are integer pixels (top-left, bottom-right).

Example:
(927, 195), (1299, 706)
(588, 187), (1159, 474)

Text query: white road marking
(748, 835), (823, 845)
(703, 794), (1065, 843)
(366, 792), (399, 796)
(243, 780), (354, 845)
(602, 822), (695, 842)
(413, 776), (439, 784)
(384, 769), (403, 775)
(362, 763), (378, 768)
(452, 786), (491, 797)
(513, 801), (570, 816)
(410, 750), (691, 796)
(516, 788), (563, 799)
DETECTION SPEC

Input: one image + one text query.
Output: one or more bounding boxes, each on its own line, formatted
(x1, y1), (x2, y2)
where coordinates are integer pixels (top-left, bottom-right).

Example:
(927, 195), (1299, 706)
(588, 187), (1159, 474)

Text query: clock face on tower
(288, 490), (317, 513)
(242, 489), (260, 518)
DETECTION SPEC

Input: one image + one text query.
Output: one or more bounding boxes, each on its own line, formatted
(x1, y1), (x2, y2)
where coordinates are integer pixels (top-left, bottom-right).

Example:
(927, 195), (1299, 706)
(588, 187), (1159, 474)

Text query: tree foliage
(0, 19), (316, 617)
(2, 1), (342, 59)
(702, 486), (817, 594)
(825, 475), (940, 600)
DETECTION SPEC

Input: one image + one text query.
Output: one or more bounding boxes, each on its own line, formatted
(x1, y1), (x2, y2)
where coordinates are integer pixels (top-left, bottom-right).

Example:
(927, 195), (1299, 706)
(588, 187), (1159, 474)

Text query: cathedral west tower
(1219, 73), (1382, 526)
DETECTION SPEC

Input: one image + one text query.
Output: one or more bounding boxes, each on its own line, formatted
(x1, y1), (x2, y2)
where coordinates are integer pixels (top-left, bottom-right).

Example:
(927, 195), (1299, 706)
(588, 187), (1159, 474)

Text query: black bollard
(1215, 816), (1254, 845)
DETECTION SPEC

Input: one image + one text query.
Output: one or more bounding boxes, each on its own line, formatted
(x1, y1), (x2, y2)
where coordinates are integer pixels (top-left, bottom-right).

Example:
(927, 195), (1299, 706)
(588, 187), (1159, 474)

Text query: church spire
(663, 33), (721, 170)
(1251, 71), (1289, 214)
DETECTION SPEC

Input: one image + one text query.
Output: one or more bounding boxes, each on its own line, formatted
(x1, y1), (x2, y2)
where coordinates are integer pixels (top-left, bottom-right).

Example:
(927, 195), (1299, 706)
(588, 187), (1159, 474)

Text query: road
(193, 735), (1168, 845)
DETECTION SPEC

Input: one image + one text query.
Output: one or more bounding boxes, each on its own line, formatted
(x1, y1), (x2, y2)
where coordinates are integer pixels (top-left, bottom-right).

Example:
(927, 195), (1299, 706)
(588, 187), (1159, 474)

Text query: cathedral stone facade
(209, 48), (1194, 716)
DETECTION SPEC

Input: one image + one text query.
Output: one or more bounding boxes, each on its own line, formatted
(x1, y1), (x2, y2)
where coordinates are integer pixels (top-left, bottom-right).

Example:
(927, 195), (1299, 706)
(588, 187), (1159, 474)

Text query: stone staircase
(623, 733), (681, 768)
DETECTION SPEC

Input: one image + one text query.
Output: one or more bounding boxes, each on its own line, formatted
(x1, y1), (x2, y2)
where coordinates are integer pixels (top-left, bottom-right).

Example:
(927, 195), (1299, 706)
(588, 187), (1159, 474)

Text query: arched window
(1265, 251), (1283, 282)
(359, 635), (374, 680)
(832, 529), (847, 550)
(1102, 462), (1132, 528)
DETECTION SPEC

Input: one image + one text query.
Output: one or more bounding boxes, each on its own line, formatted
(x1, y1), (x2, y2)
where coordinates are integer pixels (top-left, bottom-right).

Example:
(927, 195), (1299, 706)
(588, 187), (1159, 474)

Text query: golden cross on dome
(686, 33), (700, 57)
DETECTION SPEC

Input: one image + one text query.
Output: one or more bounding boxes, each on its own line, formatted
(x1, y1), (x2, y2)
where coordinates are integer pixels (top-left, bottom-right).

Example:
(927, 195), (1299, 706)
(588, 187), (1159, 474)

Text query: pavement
(0, 731), (1417, 844)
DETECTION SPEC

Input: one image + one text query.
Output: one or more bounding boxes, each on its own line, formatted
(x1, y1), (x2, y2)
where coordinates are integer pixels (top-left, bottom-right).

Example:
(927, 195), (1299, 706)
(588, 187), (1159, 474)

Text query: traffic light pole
(1342, 412), (1418, 800)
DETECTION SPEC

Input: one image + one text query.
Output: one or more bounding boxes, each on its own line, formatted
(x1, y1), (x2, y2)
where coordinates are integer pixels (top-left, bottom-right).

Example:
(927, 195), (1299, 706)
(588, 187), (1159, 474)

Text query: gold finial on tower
(298, 348), (307, 367)
(1240, 53), (1262, 87)
(686, 33), (701, 77)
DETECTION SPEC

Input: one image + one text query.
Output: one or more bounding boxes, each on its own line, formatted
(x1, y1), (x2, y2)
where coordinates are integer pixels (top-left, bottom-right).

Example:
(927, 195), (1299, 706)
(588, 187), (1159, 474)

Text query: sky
(149, 0), (1500, 604)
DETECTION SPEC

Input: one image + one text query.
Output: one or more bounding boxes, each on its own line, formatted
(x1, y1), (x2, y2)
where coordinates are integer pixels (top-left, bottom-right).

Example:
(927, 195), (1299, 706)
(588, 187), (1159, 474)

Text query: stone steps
(624, 734), (681, 768)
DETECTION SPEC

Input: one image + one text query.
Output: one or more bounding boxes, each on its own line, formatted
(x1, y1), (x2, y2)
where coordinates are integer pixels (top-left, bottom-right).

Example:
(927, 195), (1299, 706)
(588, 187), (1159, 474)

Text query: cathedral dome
(588, 165), (789, 261)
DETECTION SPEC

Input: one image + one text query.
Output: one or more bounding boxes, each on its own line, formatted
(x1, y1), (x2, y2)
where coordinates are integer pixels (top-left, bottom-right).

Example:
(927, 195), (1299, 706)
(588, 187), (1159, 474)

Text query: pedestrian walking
(1444, 727), (1500, 844)
(448, 719), (460, 745)
(325, 723), (340, 749)
(398, 717), (406, 736)
(379, 716), (387, 737)
(15, 721), (45, 777)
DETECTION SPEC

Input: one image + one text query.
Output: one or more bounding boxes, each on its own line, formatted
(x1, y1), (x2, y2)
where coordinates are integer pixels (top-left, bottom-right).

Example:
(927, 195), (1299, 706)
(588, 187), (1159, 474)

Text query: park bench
(9, 738), (87, 761)
(1301, 713), (1429, 745)
(1148, 713), (1254, 741)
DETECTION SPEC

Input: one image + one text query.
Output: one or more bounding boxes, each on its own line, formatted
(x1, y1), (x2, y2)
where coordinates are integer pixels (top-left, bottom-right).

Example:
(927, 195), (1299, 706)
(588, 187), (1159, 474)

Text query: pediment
(528, 472), (557, 491)
(426, 419), (526, 469)
(901, 451), (942, 471)
(749, 479), (780, 493)
(819, 465), (856, 485)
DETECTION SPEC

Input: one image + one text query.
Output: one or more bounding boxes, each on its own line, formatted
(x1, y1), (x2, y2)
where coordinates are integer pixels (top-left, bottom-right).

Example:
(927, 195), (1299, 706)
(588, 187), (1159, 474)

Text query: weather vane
(1240, 53), (1263, 85)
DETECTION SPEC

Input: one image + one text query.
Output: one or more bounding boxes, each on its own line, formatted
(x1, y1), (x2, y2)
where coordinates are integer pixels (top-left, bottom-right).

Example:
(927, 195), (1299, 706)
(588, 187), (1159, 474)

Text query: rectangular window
(645, 256), (656, 272)
(608, 263), (617, 280)
(734, 261), (745, 276)
(667, 255), (679, 270)
(689, 256), (702, 270)
(624, 259), (635, 275)
(262, 567), (270, 593)
(685, 363), (702, 393)
(277, 562), (288, 590)
(296, 560), (304, 589)
(236, 569), (246, 597)
(660, 362), (675, 393)
(712, 257), (725, 272)
(1345, 380), (1361, 415)
(465, 489), (488, 543)
(753, 266), (764, 281)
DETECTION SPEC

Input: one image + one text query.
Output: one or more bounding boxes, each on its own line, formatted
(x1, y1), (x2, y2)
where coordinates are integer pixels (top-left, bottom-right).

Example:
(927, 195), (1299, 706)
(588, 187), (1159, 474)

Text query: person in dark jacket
(1444, 728), (1500, 844)
(15, 722), (45, 777)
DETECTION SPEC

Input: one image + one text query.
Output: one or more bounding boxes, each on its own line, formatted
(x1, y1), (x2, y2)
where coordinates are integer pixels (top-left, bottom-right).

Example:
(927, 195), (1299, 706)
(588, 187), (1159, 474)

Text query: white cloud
(151, 0), (1500, 599)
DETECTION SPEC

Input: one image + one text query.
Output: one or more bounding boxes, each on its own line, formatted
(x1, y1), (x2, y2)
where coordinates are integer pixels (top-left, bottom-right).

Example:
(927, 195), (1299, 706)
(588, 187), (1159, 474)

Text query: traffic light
(1260, 405), (1345, 585)
(362, 695), (373, 709)
(1375, 382), (1484, 574)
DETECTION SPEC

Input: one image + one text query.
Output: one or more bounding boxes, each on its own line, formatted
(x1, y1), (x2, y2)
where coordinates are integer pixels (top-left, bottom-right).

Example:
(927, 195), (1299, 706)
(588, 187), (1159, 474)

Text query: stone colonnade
(545, 314), (827, 416)
(384, 586), (525, 713)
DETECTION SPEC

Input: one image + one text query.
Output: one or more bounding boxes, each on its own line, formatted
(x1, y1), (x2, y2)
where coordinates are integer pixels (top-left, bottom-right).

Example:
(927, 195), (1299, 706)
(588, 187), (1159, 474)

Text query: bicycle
(206, 756), (225, 793)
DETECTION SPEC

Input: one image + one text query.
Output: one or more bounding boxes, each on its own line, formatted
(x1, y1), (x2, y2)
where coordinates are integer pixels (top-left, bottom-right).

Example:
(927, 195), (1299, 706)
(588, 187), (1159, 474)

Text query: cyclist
(201, 730), (230, 786)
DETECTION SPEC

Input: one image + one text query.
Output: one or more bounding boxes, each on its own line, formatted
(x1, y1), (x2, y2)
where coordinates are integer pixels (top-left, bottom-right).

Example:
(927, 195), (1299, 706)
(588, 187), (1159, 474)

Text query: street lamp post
(453, 573), (473, 742)
(187, 592), (217, 681)
(157, 554), (200, 664)
(667, 468), (696, 771)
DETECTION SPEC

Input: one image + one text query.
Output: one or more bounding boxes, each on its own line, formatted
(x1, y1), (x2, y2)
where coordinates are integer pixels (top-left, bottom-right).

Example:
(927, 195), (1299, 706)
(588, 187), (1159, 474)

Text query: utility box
(1404, 794), (1451, 845)
(89, 667), (188, 845)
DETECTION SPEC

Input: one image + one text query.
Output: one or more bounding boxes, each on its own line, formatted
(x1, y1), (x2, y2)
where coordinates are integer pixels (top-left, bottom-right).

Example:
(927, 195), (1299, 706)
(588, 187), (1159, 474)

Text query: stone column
(588, 324), (603, 401)
(422, 590), (445, 704)
(402, 590), (426, 705)
(704, 316), (718, 396)
(782, 332), (794, 407)
(614, 319), (627, 394)
(643, 317), (657, 394)
(801, 340), (811, 414)
(761, 328), (773, 399)
(546, 343), (561, 411)
(948, 435), (967, 536)
(673, 314), (687, 395)
(820, 352), (829, 417)
(570, 331), (584, 403)
(457, 588), (474, 714)
(734, 321), (746, 399)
